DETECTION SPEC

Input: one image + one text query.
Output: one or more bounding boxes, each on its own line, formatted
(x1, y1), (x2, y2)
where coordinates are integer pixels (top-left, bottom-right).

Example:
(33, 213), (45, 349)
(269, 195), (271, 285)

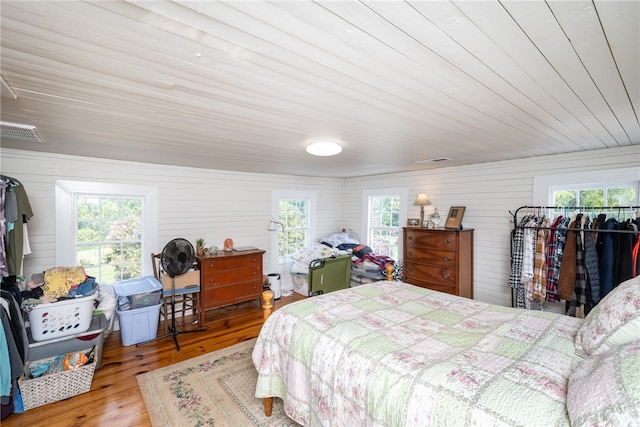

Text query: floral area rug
(137, 339), (300, 427)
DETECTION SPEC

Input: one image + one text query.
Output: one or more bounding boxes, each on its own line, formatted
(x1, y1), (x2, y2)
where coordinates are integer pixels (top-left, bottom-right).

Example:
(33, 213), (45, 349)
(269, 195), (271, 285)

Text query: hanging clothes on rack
(545, 215), (567, 303)
(508, 213), (534, 309)
(509, 205), (640, 316)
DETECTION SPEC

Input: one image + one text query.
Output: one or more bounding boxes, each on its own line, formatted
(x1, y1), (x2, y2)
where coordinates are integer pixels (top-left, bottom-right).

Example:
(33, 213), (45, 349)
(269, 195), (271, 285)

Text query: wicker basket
(19, 353), (96, 410)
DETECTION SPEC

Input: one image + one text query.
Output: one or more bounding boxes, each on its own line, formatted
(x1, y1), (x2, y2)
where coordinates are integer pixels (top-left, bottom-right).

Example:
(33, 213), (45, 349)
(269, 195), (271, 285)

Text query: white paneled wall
(0, 148), (343, 285)
(343, 145), (640, 307)
(2, 145), (638, 309)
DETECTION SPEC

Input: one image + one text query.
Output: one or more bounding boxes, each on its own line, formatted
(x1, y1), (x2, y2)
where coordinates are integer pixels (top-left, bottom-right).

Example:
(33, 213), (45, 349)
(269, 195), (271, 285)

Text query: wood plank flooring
(3, 293), (304, 427)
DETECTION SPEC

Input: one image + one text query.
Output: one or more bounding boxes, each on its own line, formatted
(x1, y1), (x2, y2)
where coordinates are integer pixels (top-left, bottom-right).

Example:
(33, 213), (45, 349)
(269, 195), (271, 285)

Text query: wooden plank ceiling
(0, 1), (638, 178)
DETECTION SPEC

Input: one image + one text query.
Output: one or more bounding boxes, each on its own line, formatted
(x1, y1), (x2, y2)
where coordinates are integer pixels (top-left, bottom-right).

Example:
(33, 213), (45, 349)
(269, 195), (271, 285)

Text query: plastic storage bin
(116, 303), (161, 346)
(28, 313), (107, 369)
(291, 273), (309, 296)
(28, 293), (97, 342)
(112, 276), (163, 310)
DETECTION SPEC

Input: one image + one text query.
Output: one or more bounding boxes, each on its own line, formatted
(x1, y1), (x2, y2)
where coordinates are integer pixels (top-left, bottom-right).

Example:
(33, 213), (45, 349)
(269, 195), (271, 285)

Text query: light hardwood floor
(4, 293), (304, 427)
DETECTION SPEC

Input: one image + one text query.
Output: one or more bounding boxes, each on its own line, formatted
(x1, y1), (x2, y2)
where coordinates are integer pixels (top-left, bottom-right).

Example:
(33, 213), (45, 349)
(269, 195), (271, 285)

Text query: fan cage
(160, 238), (195, 277)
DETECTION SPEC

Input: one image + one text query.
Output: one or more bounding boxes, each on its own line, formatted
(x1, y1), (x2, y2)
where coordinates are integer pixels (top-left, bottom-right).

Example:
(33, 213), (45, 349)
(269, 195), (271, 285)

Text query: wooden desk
(196, 249), (265, 324)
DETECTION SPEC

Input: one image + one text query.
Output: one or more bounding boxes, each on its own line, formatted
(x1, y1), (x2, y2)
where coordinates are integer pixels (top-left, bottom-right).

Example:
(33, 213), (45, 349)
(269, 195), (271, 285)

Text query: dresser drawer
(200, 255), (262, 271)
(202, 265), (261, 288)
(405, 248), (457, 267)
(203, 281), (261, 308)
(404, 261), (457, 286)
(405, 230), (458, 250)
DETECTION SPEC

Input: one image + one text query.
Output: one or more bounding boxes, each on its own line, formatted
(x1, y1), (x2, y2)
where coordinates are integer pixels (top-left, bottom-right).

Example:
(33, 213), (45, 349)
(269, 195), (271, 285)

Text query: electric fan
(161, 238), (194, 278)
(139, 238), (206, 350)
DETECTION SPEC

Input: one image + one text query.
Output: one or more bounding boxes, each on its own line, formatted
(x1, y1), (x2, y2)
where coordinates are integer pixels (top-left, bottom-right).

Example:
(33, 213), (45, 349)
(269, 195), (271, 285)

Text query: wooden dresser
(403, 228), (474, 298)
(196, 249), (265, 322)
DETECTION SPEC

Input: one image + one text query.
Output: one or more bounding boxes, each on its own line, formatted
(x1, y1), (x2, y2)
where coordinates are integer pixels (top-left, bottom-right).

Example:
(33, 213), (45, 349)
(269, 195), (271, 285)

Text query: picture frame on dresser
(407, 218), (421, 227)
(445, 206), (465, 229)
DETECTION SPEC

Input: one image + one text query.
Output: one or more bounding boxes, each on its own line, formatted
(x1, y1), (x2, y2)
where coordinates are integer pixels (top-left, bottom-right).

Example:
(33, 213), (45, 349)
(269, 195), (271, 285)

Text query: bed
(252, 277), (640, 426)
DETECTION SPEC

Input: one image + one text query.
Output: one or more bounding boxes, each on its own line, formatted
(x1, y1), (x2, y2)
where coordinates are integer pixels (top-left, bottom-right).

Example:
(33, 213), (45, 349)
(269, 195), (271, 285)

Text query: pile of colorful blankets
(290, 230), (395, 276)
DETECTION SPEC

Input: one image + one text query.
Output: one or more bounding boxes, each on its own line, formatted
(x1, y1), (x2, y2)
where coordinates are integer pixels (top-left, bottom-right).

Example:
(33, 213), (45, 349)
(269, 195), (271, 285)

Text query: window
(76, 196), (142, 282)
(271, 193), (314, 264)
(533, 167), (639, 208)
(56, 181), (158, 282)
(362, 188), (408, 260)
(552, 185), (637, 207)
(270, 191), (315, 292)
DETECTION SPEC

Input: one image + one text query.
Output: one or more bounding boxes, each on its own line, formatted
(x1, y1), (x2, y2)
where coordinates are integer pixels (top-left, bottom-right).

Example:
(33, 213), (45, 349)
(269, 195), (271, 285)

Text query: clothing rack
(509, 205), (640, 310)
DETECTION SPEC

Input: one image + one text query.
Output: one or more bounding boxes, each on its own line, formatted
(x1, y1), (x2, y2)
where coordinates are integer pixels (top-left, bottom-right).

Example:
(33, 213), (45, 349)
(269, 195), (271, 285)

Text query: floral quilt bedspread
(253, 281), (584, 426)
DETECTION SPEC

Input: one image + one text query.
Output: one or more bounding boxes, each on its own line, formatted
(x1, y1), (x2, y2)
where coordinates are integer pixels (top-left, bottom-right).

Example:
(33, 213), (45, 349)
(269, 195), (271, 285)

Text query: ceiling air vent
(414, 157), (451, 164)
(0, 121), (43, 142)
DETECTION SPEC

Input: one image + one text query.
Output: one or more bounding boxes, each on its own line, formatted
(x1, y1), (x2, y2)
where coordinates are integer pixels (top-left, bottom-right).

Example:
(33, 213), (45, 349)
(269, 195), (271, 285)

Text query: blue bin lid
(112, 276), (163, 297)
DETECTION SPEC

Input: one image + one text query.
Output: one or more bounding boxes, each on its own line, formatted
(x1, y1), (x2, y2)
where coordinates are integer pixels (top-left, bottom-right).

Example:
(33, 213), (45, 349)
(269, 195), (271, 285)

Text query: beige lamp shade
(414, 193), (431, 206)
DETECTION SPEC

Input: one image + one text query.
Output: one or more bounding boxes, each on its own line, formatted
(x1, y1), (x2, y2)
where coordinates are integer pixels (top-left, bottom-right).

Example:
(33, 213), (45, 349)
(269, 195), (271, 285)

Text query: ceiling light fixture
(306, 141), (342, 156)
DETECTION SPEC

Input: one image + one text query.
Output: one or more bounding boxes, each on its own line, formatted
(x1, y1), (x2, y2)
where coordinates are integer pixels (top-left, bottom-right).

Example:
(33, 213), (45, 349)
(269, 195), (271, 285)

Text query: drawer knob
(443, 239), (450, 244)
(408, 251), (413, 257)
(443, 273), (450, 279)
(444, 256), (450, 262)
(408, 236), (414, 241)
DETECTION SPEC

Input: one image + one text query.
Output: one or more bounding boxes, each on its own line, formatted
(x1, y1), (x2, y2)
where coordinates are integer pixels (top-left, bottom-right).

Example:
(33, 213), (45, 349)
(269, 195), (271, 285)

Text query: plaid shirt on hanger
(509, 214), (534, 308)
(545, 215), (567, 303)
(532, 218), (549, 302)
(574, 214), (588, 307)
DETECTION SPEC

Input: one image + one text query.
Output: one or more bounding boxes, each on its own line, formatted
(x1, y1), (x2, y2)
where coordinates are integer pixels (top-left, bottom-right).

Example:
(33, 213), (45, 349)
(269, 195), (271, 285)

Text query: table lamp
(414, 193), (431, 227)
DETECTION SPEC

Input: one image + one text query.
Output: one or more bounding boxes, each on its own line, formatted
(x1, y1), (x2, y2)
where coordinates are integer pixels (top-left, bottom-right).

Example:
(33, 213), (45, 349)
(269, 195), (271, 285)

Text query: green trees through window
(368, 195), (400, 259)
(76, 196), (142, 282)
(276, 198), (309, 263)
(552, 186), (636, 207)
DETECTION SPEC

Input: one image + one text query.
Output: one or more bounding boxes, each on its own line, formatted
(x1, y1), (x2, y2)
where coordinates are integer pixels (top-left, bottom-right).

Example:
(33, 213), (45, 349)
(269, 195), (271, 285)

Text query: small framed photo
(407, 218), (421, 228)
(445, 206), (466, 230)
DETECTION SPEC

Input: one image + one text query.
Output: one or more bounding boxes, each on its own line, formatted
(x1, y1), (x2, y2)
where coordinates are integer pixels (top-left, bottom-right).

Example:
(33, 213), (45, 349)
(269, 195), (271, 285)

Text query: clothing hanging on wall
(509, 206), (640, 316)
(1, 290), (28, 419)
(1, 176), (33, 306)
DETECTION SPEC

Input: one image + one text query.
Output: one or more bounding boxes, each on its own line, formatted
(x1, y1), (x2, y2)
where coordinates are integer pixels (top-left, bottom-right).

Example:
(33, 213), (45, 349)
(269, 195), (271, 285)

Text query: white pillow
(566, 341), (640, 427)
(574, 276), (640, 357)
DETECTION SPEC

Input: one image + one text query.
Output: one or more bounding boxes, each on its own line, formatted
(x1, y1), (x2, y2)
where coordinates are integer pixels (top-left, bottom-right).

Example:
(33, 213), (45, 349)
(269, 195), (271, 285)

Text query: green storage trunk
(308, 255), (352, 296)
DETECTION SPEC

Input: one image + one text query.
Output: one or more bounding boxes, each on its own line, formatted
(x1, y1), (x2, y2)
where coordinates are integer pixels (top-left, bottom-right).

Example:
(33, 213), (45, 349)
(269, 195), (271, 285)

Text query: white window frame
(361, 188), (408, 261)
(55, 180), (158, 277)
(533, 167), (640, 206)
(270, 190), (316, 291)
